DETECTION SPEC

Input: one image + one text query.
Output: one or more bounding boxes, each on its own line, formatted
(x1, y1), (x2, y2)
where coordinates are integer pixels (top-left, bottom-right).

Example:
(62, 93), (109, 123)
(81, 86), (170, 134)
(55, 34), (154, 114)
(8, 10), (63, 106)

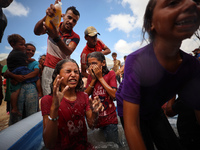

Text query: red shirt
(44, 22), (80, 69)
(86, 71), (118, 128)
(41, 92), (95, 150)
(81, 39), (105, 66)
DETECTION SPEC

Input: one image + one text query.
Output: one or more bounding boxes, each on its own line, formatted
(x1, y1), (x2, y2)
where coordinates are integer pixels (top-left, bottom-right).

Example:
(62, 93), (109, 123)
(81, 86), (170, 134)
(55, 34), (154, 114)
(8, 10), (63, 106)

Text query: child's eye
(167, 0), (180, 7)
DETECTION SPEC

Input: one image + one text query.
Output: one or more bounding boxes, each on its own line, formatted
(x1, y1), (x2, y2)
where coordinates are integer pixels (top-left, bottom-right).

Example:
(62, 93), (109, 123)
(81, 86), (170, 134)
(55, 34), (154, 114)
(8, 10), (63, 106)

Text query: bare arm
(86, 96), (104, 129)
(98, 77), (116, 99)
(34, 16), (47, 35)
(81, 64), (89, 78)
(4, 70), (25, 82)
(23, 68), (39, 80)
(123, 100), (146, 150)
(43, 75), (69, 148)
(92, 65), (116, 99)
(101, 45), (111, 55)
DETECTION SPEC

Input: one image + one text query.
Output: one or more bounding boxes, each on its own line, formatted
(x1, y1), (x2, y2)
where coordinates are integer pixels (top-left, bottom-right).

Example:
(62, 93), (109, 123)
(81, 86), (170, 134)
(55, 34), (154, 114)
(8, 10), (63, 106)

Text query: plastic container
(45, 1), (62, 30)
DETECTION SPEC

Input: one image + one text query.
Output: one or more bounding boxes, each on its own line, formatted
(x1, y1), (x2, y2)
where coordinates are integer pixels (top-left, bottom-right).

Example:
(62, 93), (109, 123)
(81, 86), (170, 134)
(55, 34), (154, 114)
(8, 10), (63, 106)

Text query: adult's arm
(123, 100), (146, 150)
(81, 64), (89, 78)
(23, 68), (39, 80)
(4, 70), (25, 82)
(101, 45), (111, 55)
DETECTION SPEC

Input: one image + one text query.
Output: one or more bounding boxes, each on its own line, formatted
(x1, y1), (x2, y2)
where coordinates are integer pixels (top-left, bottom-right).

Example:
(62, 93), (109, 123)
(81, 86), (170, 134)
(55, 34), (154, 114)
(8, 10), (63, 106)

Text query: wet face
(62, 10), (79, 32)
(85, 35), (98, 48)
(13, 40), (26, 53)
(151, 0), (200, 41)
(87, 57), (105, 70)
(59, 62), (80, 89)
(26, 45), (36, 58)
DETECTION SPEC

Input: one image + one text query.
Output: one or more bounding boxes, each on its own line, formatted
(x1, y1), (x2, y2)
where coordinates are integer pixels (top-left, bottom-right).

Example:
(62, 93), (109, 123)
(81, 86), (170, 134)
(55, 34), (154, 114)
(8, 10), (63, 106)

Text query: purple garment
(116, 81), (123, 117)
(117, 43), (200, 120)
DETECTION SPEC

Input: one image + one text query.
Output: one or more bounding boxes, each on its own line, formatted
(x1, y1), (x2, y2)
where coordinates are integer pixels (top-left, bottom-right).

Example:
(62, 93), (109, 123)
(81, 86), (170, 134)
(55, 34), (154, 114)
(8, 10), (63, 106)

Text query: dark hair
(66, 6), (80, 18)
(7, 34), (25, 46)
(50, 59), (83, 94)
(87, 52), (109, 75)
(142, 0), (157, 43)
(38, 54), (46, 61)
(25, 43), (36, 50)
(112, 52), (117, 57)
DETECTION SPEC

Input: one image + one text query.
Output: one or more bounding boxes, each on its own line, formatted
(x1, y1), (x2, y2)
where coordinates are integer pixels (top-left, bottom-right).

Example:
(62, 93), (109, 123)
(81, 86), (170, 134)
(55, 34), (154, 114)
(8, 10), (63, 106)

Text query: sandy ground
(0, 100), (9, 132)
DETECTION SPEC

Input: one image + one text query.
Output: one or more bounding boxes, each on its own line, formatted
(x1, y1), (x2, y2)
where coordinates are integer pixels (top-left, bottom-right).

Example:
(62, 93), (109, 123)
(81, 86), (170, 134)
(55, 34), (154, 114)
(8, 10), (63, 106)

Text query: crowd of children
(1, 0), (200, 149)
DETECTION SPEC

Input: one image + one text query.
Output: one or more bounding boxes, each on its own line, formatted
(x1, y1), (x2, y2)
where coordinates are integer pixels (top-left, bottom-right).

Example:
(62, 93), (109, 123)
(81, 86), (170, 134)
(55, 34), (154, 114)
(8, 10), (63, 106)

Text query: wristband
(89, 84), (94, 88)
(53, 36), (61, 43)
(48, 115), (59, 121)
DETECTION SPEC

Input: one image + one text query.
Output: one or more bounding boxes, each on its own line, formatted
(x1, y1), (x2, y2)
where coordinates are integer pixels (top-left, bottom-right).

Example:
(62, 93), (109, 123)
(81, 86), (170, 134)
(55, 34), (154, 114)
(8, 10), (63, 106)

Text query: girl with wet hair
(85, 52), (121, 146)
(41, 58), (104, 149)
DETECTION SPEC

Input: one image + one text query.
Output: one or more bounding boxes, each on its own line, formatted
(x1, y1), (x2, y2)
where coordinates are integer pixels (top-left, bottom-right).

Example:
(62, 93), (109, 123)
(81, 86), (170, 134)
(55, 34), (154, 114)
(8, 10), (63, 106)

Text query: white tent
(105, 57), (114, 70)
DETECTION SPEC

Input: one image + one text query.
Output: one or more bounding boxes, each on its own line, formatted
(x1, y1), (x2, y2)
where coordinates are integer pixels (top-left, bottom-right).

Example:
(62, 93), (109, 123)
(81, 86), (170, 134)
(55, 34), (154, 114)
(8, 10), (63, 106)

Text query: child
(117, 0), (200, 150)
(111, 52), (121, 84)
(85, 52), (121, 146)
(80, 26), (111, 78)
(41, 58), (104, 149)
(7, 34), (39, 116)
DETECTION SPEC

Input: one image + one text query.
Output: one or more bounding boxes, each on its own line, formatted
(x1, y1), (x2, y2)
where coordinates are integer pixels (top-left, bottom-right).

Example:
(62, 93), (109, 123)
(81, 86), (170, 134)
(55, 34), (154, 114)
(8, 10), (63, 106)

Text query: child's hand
(52, 75), (69, 109)
(88, 65), (96, 80)
(91, 64), (102, 79)
(90, 96), (104, 113)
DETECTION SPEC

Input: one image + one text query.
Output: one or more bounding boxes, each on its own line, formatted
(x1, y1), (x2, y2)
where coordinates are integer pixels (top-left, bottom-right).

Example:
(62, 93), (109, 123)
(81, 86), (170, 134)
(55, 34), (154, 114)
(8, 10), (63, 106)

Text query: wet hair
(50, 58), (84, 94)
(142, 0), (157, 43)
(112, 52), (117, 57)
(25, 43), (36, 50)
(66, 6), (80, 18)
(87, 52), (109, 75)
(7, 34), (25, 46)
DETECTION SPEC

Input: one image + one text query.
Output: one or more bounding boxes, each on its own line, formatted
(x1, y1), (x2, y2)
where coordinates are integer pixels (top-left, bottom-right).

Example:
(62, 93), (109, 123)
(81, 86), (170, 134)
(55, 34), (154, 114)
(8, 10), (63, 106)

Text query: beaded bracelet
(48, 115), (59, 121)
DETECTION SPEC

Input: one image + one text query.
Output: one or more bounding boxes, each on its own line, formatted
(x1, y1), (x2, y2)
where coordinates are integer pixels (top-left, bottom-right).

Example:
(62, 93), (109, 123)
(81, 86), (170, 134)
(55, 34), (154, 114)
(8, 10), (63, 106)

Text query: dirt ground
(0, 100), (9, 132)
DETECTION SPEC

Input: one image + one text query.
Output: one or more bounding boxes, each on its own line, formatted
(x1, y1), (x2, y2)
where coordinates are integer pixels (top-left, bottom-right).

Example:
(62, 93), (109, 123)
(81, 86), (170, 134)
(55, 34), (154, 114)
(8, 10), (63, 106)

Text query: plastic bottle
(45, 1), (62, 30)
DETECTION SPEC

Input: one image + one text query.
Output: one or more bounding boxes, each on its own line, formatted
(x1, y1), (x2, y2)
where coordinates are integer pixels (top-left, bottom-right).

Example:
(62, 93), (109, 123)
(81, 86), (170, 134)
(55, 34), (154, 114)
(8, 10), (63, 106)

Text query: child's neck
(63, 88), (77, 101)
(153, 40), (183, 73)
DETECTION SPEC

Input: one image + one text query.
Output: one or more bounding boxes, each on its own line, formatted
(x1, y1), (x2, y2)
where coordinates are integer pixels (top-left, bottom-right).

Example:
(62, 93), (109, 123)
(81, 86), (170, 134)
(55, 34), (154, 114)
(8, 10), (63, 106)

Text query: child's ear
(150, 23), (155, 31)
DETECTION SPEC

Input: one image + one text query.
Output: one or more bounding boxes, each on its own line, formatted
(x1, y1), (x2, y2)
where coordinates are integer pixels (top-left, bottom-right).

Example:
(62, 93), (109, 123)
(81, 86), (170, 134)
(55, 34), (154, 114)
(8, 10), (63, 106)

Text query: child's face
(112, 55), (117, 60)
(13, 40), (26, 52)
(26, 45), (36, 58)
(151, 0), (200, 41)
(87, 57), (105, 70)
(59, 62), (80, 89)
(85, 35), (97, 48)
(39, 56), (46, 65)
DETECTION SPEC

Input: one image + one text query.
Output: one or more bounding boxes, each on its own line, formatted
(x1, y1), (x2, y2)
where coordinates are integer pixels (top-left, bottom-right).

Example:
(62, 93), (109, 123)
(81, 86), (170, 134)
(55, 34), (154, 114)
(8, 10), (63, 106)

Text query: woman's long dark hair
(87, 52), (109, 75)
(50, 58), (84, 94)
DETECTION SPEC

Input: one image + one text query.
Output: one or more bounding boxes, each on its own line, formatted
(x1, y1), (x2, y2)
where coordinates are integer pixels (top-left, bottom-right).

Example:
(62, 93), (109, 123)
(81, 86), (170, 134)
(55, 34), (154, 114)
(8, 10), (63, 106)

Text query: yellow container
(45, 1), (62, 30)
